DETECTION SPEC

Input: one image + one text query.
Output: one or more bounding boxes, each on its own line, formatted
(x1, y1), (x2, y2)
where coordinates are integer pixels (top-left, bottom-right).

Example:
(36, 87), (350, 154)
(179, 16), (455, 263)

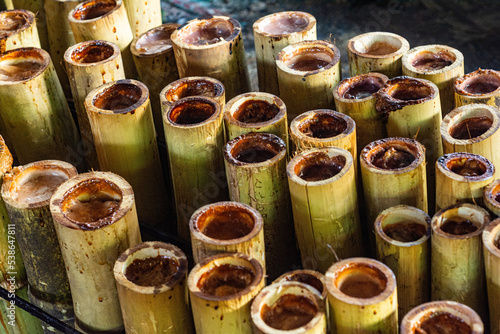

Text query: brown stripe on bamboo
(484, 179), (500, 218)
(454, 69), (500, 108)
(122, 0), (161, 37)
(483, 218), (500, 334)
(0, 9), (39, 52)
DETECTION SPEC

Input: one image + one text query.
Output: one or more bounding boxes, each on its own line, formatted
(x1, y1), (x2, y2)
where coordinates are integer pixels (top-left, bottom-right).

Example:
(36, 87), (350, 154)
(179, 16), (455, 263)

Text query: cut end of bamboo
(483, 218), (500, 258)
(87, 79), (148, 114)
(290, 109), (355, 142)
(484, 179), (500, 217)
(437, 152), (494, 182)
(172, 16), (240, 48)
(454, 69), (500, 97)
(131, 23), (180, 57)
(0, 135), (13, 176)
(0, 47), (48, 84)
(432, 203), (490, 240)
(276, 39), (340, 74)
(402, 44), (463, 74)
(224, 132), (286, 166)
(375, 205), (431, 246)
(334, 72), (389, 102)
(225, 92), (285, 127)
(274, 269), (327, 300)
(165, 95), (220, 127)
(161, 76), (225, 108)
(253, 11), (316, 37)
(348, 31), (409, 59)
(70, 0), (118, 22)
(0, 9), (34, 39)
(65, 39), (119, 66)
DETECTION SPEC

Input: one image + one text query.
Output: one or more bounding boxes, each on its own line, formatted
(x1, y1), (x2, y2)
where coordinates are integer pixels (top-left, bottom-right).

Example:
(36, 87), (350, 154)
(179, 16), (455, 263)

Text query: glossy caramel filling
(125, 255), (179, 287)
(296, 153), (346, 182)
(197, 264), (255, 297)
(411, 51), (455, 72)
(73, 0), (116, 20)
(71, 42), (114, 63)
(450, 116), (492, 140)
(93, 83), (141, 110)
(262, 294), (317, 330)
(0, 59), (43, 82)
(446, 157), (486, 177)
(233, 100), (279, 123)
(463, 76), (500, 94)
(166, 80), (221, 102)
(180, 18), (233, 45)
(136, 26), (176, 55)
(259, 13), (309, 35)
(390, 82), (433, 101)
(0, 12), (28, 39)
(285, 274), (323, 294)
(342, 78), (383, 99)
(338, 265), (387, 299)
(360, 42), (399, 55)
(169, 100), (215, 125)
(13, 168), (69, 206)
(298, 114), (347, 139)
(200, 210), (254, 240)
(371, 147), (415, 169)
(234, 147), (277, 163)
(440, 217), (478, 235)
(383, 221), (427, 242)
(284, 47), (333, 71)
(414, 312), (472, 334)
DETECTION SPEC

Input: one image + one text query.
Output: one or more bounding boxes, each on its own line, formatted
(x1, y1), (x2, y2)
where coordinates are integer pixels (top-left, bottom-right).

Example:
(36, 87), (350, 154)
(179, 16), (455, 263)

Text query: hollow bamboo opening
(226, 133), (285, 165)
(0, 9), (32, 39)
(92, 82), (143, 111)
(72, 0), (117, 21)
(409, 49), (456, 72)
(257, 12), (310, 36)
(0, 48), (47, 82)
(177, 17), (235, 46)
(232, 99), (279, 124)
(70, 41), (115, 64)
(484, 180), (500, 213)
(164, 77), (224, 105)
(375, 205), (431, 245)
(275, 270), (325, 296)
(335, 263), (387, 299)
(134, 24), (178, 55)
(281, 44), (335, 72)
(484, 219), (500, 255)
(455, 69), (500, 96)
(261, 292), (318, 330)
(445, 106), (495, 141)
(297, 113), (347, 139)
(293, 151), (346, 182)
(432, 204), (488, 239)
(362, 138), (421, 171)
(439, 153), (492, 178)
(337, 73), (387, 100)
(349, 32), (407, 57)
(168, 97), (218, 125)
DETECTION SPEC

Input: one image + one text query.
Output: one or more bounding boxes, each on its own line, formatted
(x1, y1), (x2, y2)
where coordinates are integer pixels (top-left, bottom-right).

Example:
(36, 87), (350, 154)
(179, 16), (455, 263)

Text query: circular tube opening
(294, 152), (346, 182)
(410, 50), (456, 72)
(388, 81), (433, 101)
(282, 46), (334, 71)
(72, 0), (117, 21)
(178, 18), (234, 46)
(135, 25), (177, 55)
(364, 139), (418, 170)
(261, 294), (317, 330)
(449, 115), (493, 140)
(285, 274), (323, 294)
(168, 99), (216, 125)
(165, 79), (223, 103)
(93, 83), (142, 111)
(445, 156), (487, 177)
(125, 255), (180, 287)
(413, 312), (472, 333)
(0, 10), (30, 39)
(229, 134), (284, 164)
(0, 49), (46, 82)
(439, 216), (479, 236)
(195, 205), (255, 241)
(298, 113), (347, 139)
(353, 36), (402, 56)
(340, 75), (386, 99)
(71, 41), (114, 64)
(382, 221), (427, 243)
(335, 264), (387, 299)
(258, 12), (309, 35)
(233, 99), (280, 123)
(458, 72), (500, 95)
(197, 263), (255, 297)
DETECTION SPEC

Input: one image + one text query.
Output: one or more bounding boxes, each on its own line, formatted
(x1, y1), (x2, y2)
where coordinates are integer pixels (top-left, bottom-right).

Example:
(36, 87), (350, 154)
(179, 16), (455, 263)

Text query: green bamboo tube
(431, 203), (490, 321)
(189, 201), (265, 270)
(0, 285), (43, 334)
(484, 218), (500, 333)
(223, 132), (297, 279)
(325, 257), (398, 334)
(11, 0), (48, 51)
(402, 44), (464, 116)
(1, 160), (78, 328)
(401, 300), (484, 334)
(188, 253), (265, 334)
(253, 11), (316, 95)
(287, 147), (363, 273)
(251, 281), (327, 334)
(123, 0), (161, 37)
(0, 0), (13, 10)
(161, 76), (225, 110)
(484, 179), (500, 218)
(347, 32), (409, 78)
(50, 171), (142, 333)
(0, 9), (40, 53)
(333, 72), (389, 152)
(114, 241), (194, 334)
(85, 79), (169, 228)
(64, 40), (125, 170)
(454, 69), (500, 108)
(276, 40), (341, 122)
(171, 16), (250, 100)
(374, 205), (431, 318)
(163, 96), (228, 241)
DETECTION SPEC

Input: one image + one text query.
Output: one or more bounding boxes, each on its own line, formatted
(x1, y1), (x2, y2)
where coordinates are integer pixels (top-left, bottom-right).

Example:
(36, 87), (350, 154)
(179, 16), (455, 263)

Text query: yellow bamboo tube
(454, 69), (500, 108)
(0, 0), (12, 9)
(287, 147), (363, 273)
(114, 241), (194, 334)
(171, 16), (250, 100)
(431, 203), (490, 321)
(251, 281), (327, 334)
(50, 171), (142, 333)
(484, 179), (500, 218)
(122, 0), (161, 37)
(484, 218), (500, 334)
(325, 257), (398, 333)
(161, 76), (225, 110)
(347, 31), (409, 78)
(189, 201), (265, 270)
(374, 205), (431, 318)
(188, 253), (265, 334)
(253, 11), (316, 95)
(401, 300), (484, 334)
(11, 0), (48, 50)
(276, 40), (341, 122)
(0, 9), (39, 52)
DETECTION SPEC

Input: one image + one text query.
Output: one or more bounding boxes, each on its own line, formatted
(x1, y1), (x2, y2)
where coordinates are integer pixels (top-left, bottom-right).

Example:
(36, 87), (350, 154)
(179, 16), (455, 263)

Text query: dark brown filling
(234, 147), (277, 163)
(136, 27), (176, 55)
(495, 236), (500, 250)
(298, 114), (347, 138)
(339, 267), (386, 299)
(440, 217), (478, 235)
(414, 312), (472, 334)
(93, 83), (141, 111)
(259, 14), (309, 35)
(371, 147), (415, 169)
(464, 80), (500, 94)
(450, 116), (493, 140)
(495, 193), (500, 204)
(15, 169), (69, 205)
(0, 59), (43, 82)
(285, 274), (323, 294)
(298, 163), (343, 182)
(197, 264), (255, 297)
(383, 221), (427, 242)
(180, 19), (233, 45)
(169, 101), (214, 125)
(360, 42), (398, 56)
(167, 80), (220, 102)
(447, 157), (486, 177)
(411, 51), (454, 71)
(63, 193), (121, 223)
(262, 294), (317, 330)
(73, 0), (116, 20)
(285, 47), (333, 71)
(390, 84), (432, 101)
(0, 12), (28, 39)
(201, 212), (253, 240)
(342, 79), (382, 99)
(233, 100), (280, 123)
(125, 255), (179, 287)
(71, 42), (114, 63)
(288, 58), (330, 71)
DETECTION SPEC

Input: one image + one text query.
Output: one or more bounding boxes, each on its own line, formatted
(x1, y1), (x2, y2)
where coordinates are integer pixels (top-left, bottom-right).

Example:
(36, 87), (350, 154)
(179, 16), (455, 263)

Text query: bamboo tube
(131, 23), (180, 137)
(484, 218), (500, 334)
(122, 0), (161, 37)
(188, 253), (264, 334)
(251, 281), (327, 334)
(0, 9), (40, 53)
(401, 300), (484, 334)
(347, 31), (409, 78)
(224, 92), (288, 143)
(11, 0), (48, 51)
(161, 76), (225, 109)
(325, 257), (398, 333)
(85, 79), (169, 228)
(189, 201), (265, 269)
(253, 11), (316, 95)
(276, 40), (341, 121)
(274, 270), (327, 300)
(402, 44), (464, 116)
(50, 171), (142, 333)
(454, 69), (500, 108)
(431, 203), (490, 321)
(0, 285), (43, 333)
(0, 48), (82, 168)
(484, 179), (500, 218)
(114, 241), (194, 334)
(374, 205), (431, 318)
(170, 16), (250, 100)
(441, 103), (500, 172)
(69, 0), (136, 78)
(224, 132), (297, 279)
(333, 72), (388, 152)
(1, 160), (78, 327)
(0, 0), (13, 10)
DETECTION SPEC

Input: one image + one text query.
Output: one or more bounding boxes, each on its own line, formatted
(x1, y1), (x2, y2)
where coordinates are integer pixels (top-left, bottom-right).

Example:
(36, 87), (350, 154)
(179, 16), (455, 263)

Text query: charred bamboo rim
(375, 205), (431, 247)
(224, 92), (286, 128)
(87, 79), (148, 115)
(402, 44), (464, 75)
(290, 109), (355, 143)
(172, 16), (241, 49)
(333, 72), (389, 102)
(347, 31), (409, 59)
(50, 171), (134, 231)
(2, 160), (77, 209)
(253, 11), (316, 37)
(325, 257), (396, 306)
(0, 135), (13, 177)
(0, 9), (34, 40)
(484, 179), (500, 213)
(375, 76), (438, 112)
(188, 253), (263, 302)
(224, 132), (286, 167)
(114, 241), (188, 293)
(437, 152), (494, 182)
(70, 0), (120, 22)
(161, 76), (225, 107)
(189, 201), (263, 246)
(274, 269), (327, 299)
(276, 40), (340, 75)
(401, 300), (484, 334)
(131, 23), (180, 57)
(441, 104), (500, 145)
(431, 203), (490, 240)
(454, 69), (500, 97)
(483, 218), (500, 258)
(65, 40), (120, 66)
(165, 96), (221, 128)
(251, 282), (324, 333)
(0, 47), (49, 84)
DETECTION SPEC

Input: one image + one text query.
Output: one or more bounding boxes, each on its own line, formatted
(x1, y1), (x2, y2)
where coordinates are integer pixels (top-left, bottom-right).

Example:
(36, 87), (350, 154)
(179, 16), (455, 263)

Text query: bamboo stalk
(11, 0), (48, 50)
(484, 218), (500, 334)
(189, 201), (265, 270)
(374, 205), (431, 318)
(431, 203), (490, 321)
(251, 281), (327, 334)
(287, 147), (363, 273)
(325, 257), (398, 334)
(122, 0), (161, 37)
(0, 285), (43, 334)
(224, 133), (297, 279)
(253, 11), (316, 95)
(50, 171), (142, 333)
(333, 72), (388, 152)
(0, 9), (40, 53)
(484, 179), (500, 218)
(160, 76), (225, 110)
(454, 69), (500, 108)
(0, 0), (13, 10)
(171, 16), (250, 100)
(402, 44), (464, 116)
(188, 253), (265, 334)
(114, 241), (194, 334)
(84, 79), (169, 228)
(276, 40), (341, 122)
